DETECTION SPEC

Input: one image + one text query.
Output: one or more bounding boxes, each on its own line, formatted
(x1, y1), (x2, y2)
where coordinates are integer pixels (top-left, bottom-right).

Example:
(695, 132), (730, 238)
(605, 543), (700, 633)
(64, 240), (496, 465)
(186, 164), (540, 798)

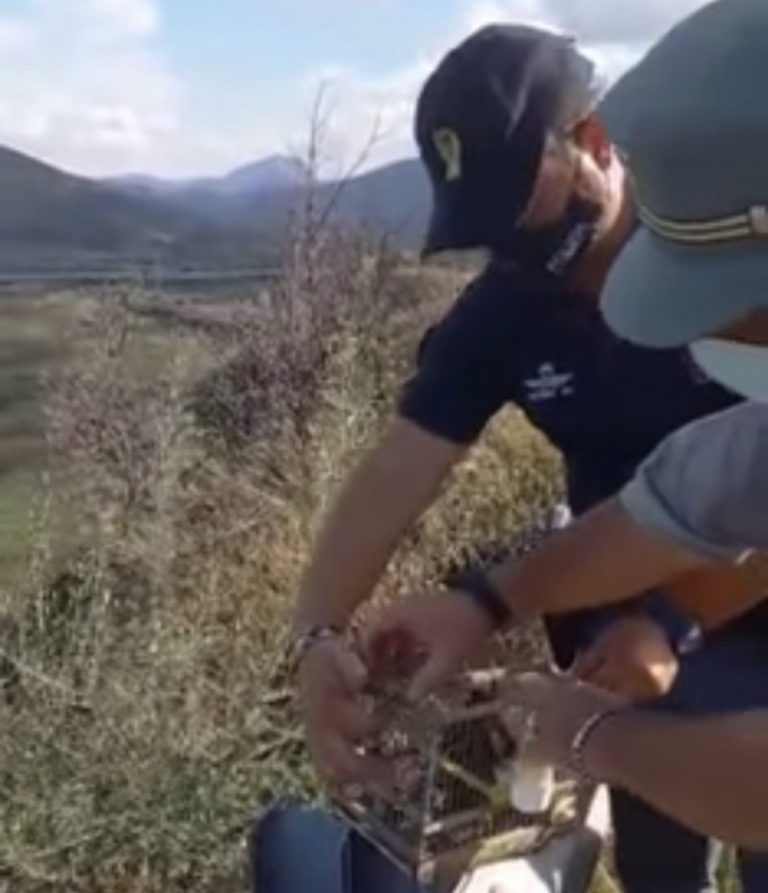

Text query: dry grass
(0, 235), (740, 892)
(0, 232), (563, 892)
(0, 295), (79, 589)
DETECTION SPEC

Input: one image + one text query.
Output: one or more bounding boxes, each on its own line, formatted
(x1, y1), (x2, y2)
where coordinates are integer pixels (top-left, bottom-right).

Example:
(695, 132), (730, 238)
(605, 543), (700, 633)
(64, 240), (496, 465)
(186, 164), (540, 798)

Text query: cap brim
(422, 194), (465, 256)
(422, 188), (500, 257)
(422, 193), (534, 258)
(421, 156), (540, 257)
(601, 227), (767, 348)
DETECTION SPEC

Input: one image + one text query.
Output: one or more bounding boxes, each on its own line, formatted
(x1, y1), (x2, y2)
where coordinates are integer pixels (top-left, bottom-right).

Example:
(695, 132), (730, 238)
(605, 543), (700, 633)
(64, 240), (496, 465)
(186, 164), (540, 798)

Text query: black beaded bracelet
(449, 569), (512, 630)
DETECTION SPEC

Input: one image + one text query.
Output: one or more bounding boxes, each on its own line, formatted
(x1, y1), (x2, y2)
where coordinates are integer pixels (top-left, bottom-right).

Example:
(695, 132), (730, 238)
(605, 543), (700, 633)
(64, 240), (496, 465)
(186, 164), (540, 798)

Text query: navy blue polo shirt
(399, 262), (740, 663)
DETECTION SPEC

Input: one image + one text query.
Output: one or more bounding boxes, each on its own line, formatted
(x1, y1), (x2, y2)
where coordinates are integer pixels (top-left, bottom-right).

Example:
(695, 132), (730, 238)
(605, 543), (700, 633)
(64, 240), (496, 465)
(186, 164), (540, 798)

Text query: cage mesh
(332, 669), (593, 890)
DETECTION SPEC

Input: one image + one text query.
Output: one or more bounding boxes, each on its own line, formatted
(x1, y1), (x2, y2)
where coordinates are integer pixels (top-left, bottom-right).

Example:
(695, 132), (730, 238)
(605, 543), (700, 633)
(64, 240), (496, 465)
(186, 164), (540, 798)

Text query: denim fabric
(250, 805), (423, 893)
(612, 621), (768, 893)
(250, 803), (603, 893)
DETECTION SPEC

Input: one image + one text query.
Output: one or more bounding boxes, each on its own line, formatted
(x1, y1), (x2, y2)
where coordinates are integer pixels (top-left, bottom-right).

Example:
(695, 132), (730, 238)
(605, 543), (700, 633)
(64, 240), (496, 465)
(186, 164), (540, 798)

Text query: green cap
(599, 0), (768, 348)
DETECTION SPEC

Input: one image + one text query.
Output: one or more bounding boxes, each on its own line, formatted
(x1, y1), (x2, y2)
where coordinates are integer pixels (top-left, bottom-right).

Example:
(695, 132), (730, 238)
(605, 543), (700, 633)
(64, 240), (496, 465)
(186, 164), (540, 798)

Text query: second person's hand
(574, 615), (680, 702)
(502, 672), (627, 771)
(363, 588), (496, 701)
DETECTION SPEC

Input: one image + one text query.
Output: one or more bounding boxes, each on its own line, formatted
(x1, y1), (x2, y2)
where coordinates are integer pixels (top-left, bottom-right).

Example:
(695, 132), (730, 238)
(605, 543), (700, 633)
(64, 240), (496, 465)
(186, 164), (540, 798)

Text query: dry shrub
(0, 229), (561, 892)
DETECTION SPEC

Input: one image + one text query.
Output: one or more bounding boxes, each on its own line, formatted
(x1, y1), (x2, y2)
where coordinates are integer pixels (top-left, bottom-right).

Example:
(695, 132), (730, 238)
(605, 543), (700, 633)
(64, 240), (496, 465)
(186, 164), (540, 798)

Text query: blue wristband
(645, 601), (702, 655)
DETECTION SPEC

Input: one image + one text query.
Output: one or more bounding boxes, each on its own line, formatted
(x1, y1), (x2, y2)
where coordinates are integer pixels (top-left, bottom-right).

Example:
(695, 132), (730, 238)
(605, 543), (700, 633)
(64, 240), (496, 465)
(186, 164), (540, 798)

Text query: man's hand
(503, 672), (626, 769)
(363, 589), (495, 701)
(297, 637), (389, 787)
(574, 616), (680, 702)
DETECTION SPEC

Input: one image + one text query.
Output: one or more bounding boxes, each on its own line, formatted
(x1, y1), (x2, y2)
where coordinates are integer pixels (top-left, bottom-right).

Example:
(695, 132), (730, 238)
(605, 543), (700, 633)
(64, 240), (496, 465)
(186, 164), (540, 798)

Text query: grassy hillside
(0, 236), (565, 892)
(0, 296), (78, 586)
(0, 245), (739, 892)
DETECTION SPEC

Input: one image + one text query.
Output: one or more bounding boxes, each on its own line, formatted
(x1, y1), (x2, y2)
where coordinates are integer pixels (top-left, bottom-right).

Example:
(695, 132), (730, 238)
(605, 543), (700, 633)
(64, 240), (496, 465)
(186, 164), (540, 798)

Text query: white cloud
(0, 0), (181, 176)
(292, 60), (433, 176)
(463, 0), (713, 44)
(584, 41), (647, 87)
(464, 0), (554, 34)
(301, 0), (715, 173)
(460, 0), (716, 81)
(0, 0), (288, 177)
(66, 0), (159, 41)
(539, 0), (715, 44)
(0, 16), (38, 53)
(0, 0), (717, 178)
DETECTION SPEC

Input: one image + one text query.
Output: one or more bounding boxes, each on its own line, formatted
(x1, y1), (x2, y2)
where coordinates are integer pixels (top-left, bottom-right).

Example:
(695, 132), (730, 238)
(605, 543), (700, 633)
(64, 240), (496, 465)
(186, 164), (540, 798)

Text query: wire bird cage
(332, 669), (593, 892)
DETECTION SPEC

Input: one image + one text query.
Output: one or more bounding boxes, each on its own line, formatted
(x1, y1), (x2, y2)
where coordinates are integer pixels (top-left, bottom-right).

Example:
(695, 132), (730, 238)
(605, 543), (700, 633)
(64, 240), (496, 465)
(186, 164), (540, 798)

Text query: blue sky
(0, 0), (712, 177)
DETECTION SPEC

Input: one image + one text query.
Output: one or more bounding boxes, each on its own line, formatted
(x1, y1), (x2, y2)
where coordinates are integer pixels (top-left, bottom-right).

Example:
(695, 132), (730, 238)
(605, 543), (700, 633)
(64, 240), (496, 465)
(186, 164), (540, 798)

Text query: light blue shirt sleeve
(620, 403), (768, 562)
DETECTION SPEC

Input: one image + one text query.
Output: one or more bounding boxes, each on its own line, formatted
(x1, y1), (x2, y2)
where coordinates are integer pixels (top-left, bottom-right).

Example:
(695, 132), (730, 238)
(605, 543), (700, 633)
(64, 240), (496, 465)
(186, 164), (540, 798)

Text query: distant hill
(224, 156), (308, 195)
(0, 145), (162, 253)
(0, 145), (263, 271)
(0, 145), (431, 273)
(321, 159), (430, 248)
(107, 155), (308, 199)
(108, 156), (431, 245)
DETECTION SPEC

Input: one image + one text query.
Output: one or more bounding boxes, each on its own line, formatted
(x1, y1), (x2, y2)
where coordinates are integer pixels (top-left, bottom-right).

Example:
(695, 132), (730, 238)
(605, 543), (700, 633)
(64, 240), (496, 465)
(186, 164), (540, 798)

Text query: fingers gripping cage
(331, 669), (594, 891)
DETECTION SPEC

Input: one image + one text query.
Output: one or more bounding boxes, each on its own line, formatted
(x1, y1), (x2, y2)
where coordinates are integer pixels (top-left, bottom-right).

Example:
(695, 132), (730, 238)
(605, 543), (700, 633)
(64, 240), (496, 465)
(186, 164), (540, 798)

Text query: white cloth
(454, 788), (611, 893)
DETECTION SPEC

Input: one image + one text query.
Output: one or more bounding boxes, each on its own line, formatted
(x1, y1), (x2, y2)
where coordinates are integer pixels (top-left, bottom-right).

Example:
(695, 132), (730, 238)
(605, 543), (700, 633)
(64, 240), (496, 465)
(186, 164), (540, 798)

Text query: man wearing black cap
(292, 23), (767, 893)
(416, 26), (602, 269)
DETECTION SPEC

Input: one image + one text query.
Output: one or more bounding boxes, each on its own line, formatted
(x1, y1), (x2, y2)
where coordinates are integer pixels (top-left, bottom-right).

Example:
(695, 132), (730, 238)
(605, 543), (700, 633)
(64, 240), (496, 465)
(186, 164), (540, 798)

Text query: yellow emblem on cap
(433, 128), (462, 182)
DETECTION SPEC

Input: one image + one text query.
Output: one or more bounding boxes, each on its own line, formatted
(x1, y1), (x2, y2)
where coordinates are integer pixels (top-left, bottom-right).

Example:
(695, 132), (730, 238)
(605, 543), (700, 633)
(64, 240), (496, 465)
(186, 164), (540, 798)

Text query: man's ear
(572, 114), (613, 170)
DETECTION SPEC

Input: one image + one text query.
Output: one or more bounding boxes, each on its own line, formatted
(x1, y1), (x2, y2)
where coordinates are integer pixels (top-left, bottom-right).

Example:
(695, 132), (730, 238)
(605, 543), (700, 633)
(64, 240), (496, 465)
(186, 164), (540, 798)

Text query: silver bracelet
(569, 707), (627, 781)
(289, 624), (343, 674)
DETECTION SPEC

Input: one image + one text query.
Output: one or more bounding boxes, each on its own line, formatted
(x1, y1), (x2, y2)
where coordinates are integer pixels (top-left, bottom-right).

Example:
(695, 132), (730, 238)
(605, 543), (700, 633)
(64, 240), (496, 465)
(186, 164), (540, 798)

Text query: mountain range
(0, 145), (431, 273)
(107, 155), (309, 198)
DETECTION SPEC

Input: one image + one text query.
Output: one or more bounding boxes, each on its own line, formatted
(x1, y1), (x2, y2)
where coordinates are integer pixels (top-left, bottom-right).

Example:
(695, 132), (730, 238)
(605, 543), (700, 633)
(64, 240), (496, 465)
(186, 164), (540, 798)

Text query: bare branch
(316, 110), (385, 232)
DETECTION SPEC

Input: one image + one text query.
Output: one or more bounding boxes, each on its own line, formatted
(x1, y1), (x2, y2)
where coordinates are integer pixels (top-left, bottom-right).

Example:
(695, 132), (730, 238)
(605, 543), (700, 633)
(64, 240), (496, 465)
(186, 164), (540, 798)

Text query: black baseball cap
(416, 25), (596, 256)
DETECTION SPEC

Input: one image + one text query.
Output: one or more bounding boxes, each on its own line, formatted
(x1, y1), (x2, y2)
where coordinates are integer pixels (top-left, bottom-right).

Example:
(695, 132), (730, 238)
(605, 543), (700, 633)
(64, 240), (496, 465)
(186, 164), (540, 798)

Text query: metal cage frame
(331, 670), (594, 890)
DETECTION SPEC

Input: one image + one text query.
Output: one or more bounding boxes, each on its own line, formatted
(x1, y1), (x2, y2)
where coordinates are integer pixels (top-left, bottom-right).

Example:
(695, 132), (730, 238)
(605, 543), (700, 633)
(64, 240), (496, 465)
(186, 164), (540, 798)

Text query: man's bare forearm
(294, 418), (464, 632)
(589, 710), (768, 849)
(488, 498), (710, 620)
(293, 453), (420, 629)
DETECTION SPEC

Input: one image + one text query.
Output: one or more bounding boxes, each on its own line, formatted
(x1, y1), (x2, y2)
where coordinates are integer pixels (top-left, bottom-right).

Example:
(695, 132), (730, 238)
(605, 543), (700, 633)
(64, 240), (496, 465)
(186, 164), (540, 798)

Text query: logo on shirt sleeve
(524, 363), (575, 403)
